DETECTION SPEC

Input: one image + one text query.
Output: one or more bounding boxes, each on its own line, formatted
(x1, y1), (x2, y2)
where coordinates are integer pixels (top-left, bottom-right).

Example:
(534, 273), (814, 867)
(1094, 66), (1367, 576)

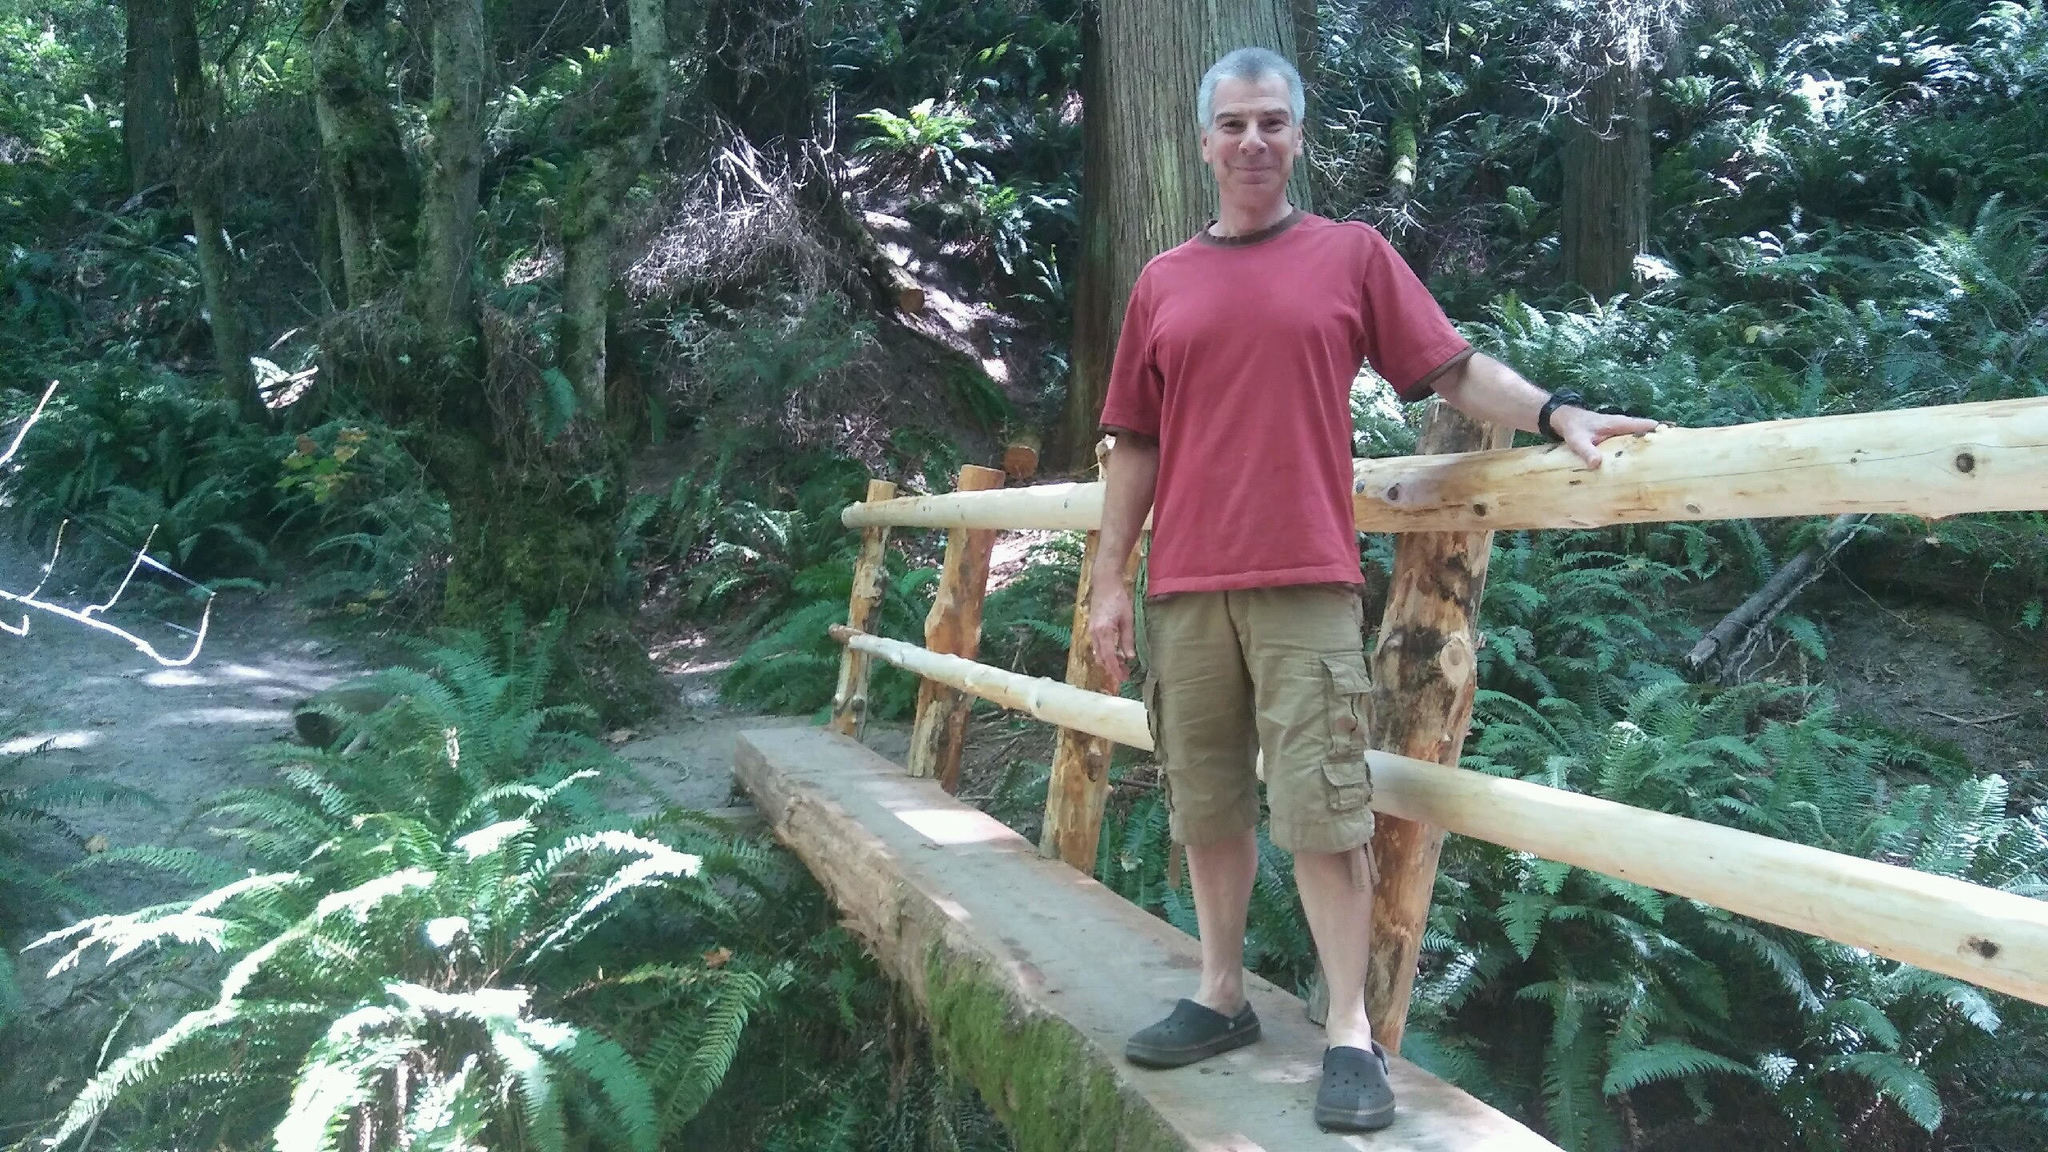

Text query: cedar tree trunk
(1054, 0), (1312, 471)
(1559, 48), (1648, 300)
(123, 0), (176, 193)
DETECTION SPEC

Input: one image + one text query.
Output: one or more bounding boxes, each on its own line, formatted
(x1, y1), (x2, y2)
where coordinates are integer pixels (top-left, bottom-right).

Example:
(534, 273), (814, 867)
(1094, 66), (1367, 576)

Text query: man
(1088, 47), (1658, 1133)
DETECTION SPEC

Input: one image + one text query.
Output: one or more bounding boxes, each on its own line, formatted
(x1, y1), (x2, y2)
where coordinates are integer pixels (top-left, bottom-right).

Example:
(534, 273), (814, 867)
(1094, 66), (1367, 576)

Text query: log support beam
(1040, 440), (1138, 871)
(1364, 403), (1512, 1052)
(828, 478), (898, 736)
(908, 464), (1007, 788)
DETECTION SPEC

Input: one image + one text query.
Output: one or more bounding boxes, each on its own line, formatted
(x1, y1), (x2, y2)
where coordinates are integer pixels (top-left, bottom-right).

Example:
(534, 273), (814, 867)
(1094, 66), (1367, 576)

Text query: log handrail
(827, 625), (2048, 1009)
(842, 397), (2048, 532)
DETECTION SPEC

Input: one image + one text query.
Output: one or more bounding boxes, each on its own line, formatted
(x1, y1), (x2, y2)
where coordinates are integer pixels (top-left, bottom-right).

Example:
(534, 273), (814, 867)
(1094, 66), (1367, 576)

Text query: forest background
(1, 0), (2046, 1149)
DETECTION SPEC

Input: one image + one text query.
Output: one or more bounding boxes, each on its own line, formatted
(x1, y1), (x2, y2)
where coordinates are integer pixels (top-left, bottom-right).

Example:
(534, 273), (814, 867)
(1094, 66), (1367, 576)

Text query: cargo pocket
(1322, 756), (1371, 812)
(1144, 673), (1173, 815)
(1318, 651), (1373, 760)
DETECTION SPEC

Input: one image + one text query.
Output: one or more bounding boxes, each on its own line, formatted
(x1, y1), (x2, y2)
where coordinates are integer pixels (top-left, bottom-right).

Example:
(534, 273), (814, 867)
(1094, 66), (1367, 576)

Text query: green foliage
(1408, 671), (2048, 1150)
(2, 364), (275, 578)
(721, 556), (935, 719)
(979, 531), (1081, 679)
(856, 99), (990, 189)
(0, 717), (152, 1033)
(20, 622), (787, 1150)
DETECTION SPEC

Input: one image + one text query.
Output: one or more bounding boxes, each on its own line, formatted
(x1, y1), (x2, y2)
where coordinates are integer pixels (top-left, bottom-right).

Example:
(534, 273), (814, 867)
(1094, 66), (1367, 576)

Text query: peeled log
(828, 479), (898, 735)
(1038, 529), (1140, 872)
(1002, 432), (1042, 483)
(1363, 403), (1513, 1051)
(828, 626), (2048, 1009)
(907, 465), (1006, 789)
(843, 398), (2048, 532)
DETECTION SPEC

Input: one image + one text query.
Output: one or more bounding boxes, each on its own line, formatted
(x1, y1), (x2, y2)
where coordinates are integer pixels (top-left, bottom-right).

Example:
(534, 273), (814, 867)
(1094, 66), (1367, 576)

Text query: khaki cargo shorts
(1143, 584), (1375, 855)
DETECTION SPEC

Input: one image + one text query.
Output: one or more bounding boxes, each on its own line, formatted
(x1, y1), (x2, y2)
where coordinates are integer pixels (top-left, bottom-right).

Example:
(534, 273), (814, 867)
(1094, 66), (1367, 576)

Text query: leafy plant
(855, 99), (991, 190)
(0, 718), (150, 1033)
(24, 621), (784, 1150)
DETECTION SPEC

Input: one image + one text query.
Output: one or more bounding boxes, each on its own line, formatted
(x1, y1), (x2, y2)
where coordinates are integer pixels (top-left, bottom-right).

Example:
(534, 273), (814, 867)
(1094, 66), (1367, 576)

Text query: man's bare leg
(1186, 828), (1259, 1014)
(1295, 845), (1375, 1051)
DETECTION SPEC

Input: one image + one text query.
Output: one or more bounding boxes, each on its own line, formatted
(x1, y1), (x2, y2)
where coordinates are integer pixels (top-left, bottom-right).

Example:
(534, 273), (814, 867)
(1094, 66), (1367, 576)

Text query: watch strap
(1538, 390), (1584, 442)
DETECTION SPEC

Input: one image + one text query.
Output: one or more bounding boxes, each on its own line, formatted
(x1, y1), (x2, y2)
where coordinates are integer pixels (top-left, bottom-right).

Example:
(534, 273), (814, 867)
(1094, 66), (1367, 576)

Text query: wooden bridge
(733, 397), (2048, 1151)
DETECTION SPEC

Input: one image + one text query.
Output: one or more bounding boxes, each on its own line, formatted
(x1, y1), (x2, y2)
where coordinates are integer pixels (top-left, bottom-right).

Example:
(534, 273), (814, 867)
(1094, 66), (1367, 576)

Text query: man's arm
(1428, 352), (1660, 469)
(1085, 431), (1159, 687)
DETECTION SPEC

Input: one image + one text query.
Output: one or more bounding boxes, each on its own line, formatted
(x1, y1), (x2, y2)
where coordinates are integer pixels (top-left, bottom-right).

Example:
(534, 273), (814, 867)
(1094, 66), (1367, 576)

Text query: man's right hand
(1087, 584), (1138, 688)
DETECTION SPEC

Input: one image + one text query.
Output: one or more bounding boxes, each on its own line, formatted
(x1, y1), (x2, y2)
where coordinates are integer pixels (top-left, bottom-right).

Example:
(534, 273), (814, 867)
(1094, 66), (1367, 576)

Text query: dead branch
(1684, 513), (1870, 683)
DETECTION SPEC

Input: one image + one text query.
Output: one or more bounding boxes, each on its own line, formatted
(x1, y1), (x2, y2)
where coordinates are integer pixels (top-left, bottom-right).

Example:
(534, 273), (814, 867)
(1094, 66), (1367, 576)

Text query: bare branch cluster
(0, 385), (215, 665)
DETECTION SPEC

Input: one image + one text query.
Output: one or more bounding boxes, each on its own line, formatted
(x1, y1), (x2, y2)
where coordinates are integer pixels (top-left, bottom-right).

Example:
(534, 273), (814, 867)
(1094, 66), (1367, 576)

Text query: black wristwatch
(1538, 390), (1584, 442)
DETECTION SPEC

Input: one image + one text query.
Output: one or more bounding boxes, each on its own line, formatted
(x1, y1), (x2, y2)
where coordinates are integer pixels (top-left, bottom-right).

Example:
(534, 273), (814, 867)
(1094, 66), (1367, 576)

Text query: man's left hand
(1551, 407), (1662, 470)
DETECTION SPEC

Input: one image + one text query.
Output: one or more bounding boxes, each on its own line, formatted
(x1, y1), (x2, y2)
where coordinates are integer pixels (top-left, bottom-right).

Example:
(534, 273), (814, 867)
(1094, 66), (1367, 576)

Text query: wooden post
(828, 478), (899, 736)
(906, 464), (1007, 789)
(1364, 403), (1513, 1052)
(1040, 442), (1140, 870)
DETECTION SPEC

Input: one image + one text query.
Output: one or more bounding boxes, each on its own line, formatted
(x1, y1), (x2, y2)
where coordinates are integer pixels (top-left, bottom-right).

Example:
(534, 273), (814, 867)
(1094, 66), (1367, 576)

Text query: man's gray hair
(1196, 47), (1305, 130)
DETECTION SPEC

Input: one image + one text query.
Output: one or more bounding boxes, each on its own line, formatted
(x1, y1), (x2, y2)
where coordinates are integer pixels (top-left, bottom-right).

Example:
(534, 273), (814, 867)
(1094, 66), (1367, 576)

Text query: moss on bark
(441, 465), (665, 725)
(921, 944), (1184, 1152)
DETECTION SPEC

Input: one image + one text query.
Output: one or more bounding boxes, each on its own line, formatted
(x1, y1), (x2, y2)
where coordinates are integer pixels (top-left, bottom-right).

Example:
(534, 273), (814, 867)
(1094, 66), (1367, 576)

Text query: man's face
(1200, 74), (1302, 198)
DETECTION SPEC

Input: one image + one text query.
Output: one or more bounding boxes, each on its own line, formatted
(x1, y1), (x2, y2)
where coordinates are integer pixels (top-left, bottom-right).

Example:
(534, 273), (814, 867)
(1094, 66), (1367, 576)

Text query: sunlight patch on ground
(887, 804), (1013, 847)
(1, 729), (98, 754)
(142, 669), (212, 688)
(153, 707), (294, 727)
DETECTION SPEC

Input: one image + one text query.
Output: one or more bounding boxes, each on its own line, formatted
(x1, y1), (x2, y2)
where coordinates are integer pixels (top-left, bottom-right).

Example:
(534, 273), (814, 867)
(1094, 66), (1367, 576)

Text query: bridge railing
(824, 396), (2048, 1043)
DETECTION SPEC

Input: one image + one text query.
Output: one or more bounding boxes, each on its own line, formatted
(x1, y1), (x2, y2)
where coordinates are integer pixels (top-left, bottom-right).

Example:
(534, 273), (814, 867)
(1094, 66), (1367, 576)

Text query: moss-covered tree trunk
(122, 0), (176, 193)
(1054, 0), (1311, 470)
(168, 0), (257, 421)
(310, 0), (417, 308)
(1559, 47), (1648, 300)
(411, 0), (484, 362)
(410, 0), (664, 719)
(560, 0), (667, 411)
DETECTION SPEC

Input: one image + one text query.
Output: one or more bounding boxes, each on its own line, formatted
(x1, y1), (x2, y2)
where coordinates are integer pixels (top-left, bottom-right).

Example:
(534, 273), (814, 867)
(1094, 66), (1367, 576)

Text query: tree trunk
(167, 0), (257, 420)
(122, 0), (176, 193)
(411, 0), (485, 363)
(1053, 0), (1311, 471)
(310, 0), (417, 308)
(1559, 49), (1648, 301)
(409, 0), (662, 721)
(560, 0), (668, 412)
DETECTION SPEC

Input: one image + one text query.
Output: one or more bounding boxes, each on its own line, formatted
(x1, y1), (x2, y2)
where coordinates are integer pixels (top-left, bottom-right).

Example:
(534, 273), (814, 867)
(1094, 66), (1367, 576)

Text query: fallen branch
(1, 380), (58, 467)
(0, 520), (215, 665)
(1684, 513), (1870, 682)
(1924, 709), (2023, 726)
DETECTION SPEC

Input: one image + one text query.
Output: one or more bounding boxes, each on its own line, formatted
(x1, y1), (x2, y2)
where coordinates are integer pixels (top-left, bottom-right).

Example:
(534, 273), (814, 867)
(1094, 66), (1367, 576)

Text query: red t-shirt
(1099, 211), (1471, 596)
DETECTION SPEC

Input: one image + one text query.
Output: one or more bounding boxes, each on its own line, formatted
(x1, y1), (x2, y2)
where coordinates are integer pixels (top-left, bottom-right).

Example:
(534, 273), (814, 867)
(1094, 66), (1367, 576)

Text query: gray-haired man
(1090, 47), (1656, 1131)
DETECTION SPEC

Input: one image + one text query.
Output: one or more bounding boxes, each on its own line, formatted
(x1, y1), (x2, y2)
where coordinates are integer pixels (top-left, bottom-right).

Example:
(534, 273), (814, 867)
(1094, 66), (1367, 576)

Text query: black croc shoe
(1124, 999), (1261, 1068)
(1315, 1042), (1397, 1132)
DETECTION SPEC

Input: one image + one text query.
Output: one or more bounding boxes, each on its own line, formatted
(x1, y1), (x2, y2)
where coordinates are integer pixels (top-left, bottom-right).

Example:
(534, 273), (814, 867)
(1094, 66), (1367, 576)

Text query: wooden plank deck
(736, 727), (1558, 1152)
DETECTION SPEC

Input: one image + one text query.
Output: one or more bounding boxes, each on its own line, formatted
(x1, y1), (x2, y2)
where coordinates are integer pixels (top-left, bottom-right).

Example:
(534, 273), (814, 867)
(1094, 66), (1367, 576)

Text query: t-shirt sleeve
(1355, 225), (1471, 402)
(1098, 273), (1163, 437)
